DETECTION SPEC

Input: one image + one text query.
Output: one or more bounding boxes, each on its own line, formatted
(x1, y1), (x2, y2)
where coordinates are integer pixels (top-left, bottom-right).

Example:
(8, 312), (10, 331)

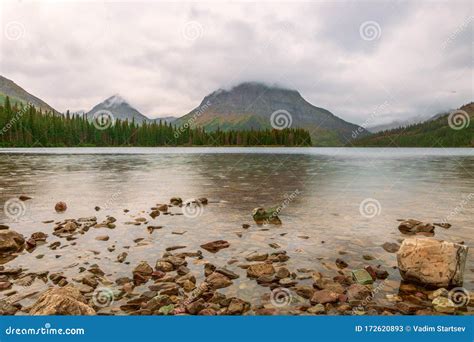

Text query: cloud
(0, 0), (472, 125)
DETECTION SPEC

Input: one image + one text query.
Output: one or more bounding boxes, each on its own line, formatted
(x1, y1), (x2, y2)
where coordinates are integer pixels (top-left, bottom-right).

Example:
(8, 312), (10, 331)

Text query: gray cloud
(0, 0), (472, 125)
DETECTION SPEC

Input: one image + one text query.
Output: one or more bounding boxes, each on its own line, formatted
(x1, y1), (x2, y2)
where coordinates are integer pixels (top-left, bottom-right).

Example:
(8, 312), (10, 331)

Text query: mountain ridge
(0, 75), (58, 113)
(175, 82), (368, 146)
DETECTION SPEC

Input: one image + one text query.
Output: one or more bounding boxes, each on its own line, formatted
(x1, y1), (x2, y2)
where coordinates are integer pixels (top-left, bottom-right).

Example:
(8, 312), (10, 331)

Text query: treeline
(0, 97), (312, 147)
(352, 104), (474, 147)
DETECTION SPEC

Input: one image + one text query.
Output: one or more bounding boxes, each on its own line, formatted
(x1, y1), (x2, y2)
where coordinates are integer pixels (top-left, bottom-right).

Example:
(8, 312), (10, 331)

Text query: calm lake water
(0, 147), (473, 313)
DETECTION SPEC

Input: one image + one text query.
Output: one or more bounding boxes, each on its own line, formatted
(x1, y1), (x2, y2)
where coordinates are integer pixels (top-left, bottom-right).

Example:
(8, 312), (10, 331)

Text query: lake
(0, 147), (473, 314)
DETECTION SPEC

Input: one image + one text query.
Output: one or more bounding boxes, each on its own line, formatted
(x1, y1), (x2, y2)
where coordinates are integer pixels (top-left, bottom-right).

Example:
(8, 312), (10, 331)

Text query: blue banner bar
(0, 316), (472, 342)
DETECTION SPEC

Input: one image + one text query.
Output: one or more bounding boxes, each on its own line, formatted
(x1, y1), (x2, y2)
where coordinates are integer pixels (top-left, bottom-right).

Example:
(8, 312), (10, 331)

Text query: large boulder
(29, 286), (95, 315)
(252, 207), (281, 225)
(397, 238), (468, 287)
(0, 230), (25, 254)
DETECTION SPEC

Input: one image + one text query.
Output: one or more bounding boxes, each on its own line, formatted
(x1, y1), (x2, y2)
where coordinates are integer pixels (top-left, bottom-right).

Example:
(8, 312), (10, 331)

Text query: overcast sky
(0, 0), (472, 125)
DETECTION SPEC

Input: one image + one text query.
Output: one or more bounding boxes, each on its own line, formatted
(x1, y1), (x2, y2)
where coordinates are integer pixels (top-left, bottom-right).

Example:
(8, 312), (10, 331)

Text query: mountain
(85, 95), (150, 124)
(0, 75), (57, 113)
(366, 112), (448, 133)
(174, 82), (368, 146)
(352, 103), (474, 147)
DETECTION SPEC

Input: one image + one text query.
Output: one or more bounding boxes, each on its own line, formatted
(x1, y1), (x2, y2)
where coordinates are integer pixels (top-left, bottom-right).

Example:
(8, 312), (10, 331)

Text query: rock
(429, 288), (449, 300)
(186, 298), (206, 314)
(29, 286), (95, 315)
(157, 204), (168, 212)
(117, 252), (127, 263)
(432, 296), (456, 313)
(200, 240), (230, 253)
(310, 290), (339, 304)
(227, 298), (250, 315)
(177, 266), (190, 276)
(347, 284), (372, 301)
(279, 278), (297, 287)
(0, 299), (19, 315)
(149, 210), (160, 219)
(19, 195), (32, 201)
(31, 232), (48, 241)
(198, 197), (208, 205)
(54, 201), (67, 213)
(206, 272), (232, 289)
(242, 224), (250, 229)
(170, 197), (182, 206)
(351, 269), (374, 285)
(294, 285), (315, 299)
(252, 207), (281, 225)
(375, 268), (389, 280)
(166, 245), (187, 252)
(133, 261), (153, 276)
(382, 242), (400, 253)
(335, 258), (348, 269)
(247, 263), (275, 278)
(363, 255), (375, 261)
(307, 304), (325, 314)
(0, 230), (25, 254)
(204, 263), (216, 277)
(268, 243), (280, 249)
(95, 235), (109, 241)
(94, 206), (100, 211)
(155, 260), (174, 272)
(215, 267), (239, 280)
(364, 266), (377, 281)
(0, 224), (9, 230)
(397, 238), (468, 287)
(145, 295), (172, 311)
(158, 304), (174, 315)
(245, 252), (268, 262)
(275, 267), (290, 279)
(82, 275), (98, 288)
(199, 308), (217, 315)
(0, 281), (12, 290)
(398, 219), (434, 235)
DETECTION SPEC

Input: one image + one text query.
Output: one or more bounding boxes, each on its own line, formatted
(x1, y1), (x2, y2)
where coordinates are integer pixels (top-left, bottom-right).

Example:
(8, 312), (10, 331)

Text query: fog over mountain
(0, 1), (471, 125)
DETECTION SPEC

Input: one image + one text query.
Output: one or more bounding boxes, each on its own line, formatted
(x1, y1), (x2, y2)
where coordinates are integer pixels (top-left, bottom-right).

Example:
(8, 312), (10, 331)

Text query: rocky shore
(0, 198), (472, 316)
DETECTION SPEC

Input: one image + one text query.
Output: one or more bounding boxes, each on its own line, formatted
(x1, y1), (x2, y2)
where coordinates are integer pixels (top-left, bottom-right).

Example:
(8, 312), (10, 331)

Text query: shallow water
(0, 147), (473, 313)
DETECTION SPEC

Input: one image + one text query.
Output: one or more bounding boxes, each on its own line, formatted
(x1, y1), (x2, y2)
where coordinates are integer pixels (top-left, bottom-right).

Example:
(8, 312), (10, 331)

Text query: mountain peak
(103, 94), (128, 108)
(86, 94), (149, 124)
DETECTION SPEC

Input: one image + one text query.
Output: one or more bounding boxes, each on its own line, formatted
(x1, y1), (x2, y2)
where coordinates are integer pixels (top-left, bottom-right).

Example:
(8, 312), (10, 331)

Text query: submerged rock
(29, 286), (95, 315)
(247, 263), (275, 278)
(54, 201), (67, 213)
(200, 240), (230, 253)
(397, 238), (468, 287)
(398, 219), (434, 235)
(252, 207), (281, 225)
(0, 230), (25, 254)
